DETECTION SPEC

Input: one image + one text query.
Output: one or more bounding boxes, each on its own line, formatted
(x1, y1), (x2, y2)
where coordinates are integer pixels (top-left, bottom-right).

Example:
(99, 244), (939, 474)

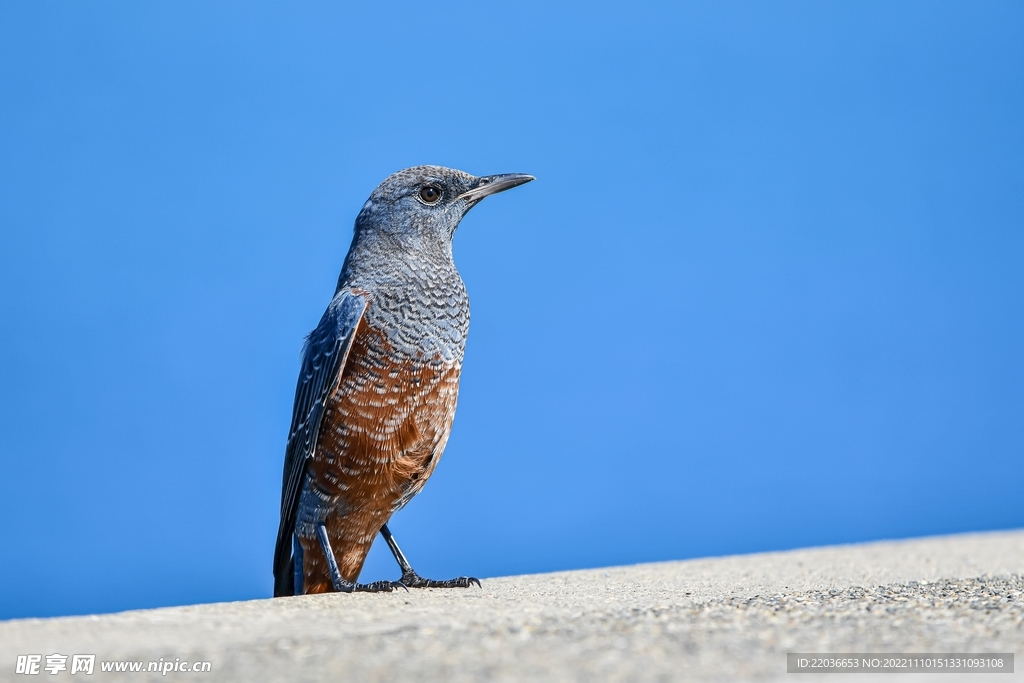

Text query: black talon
(379, 524), (480, 590)
(396, 571), (479, 589)
(356, 580), (395, 593)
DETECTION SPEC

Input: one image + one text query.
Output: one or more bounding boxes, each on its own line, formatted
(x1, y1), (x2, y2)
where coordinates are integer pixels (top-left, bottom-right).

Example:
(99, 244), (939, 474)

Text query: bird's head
(353, 165), (534, 249)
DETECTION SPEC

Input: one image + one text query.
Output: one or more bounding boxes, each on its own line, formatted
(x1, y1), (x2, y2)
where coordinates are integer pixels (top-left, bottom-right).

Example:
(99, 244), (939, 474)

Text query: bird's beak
(457, 173), (535, 203)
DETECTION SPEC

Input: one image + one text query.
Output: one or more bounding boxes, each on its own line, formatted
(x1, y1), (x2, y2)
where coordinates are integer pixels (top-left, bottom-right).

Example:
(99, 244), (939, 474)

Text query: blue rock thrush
(273, 166), (534, 596)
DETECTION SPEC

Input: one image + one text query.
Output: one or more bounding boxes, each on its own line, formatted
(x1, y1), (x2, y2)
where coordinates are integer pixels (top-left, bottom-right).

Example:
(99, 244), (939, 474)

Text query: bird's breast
(306, 316), (462, 514)
(356, 271), (470, 365)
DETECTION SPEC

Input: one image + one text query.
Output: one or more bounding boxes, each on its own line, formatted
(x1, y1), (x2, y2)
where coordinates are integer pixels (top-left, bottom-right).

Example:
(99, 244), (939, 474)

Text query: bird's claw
(397, 571), (481, 589)
(352, 580), (396, 593)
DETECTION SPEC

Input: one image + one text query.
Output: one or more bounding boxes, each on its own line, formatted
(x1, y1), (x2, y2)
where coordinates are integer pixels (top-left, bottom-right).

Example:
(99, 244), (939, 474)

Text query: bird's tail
(273, 555), (295, 597)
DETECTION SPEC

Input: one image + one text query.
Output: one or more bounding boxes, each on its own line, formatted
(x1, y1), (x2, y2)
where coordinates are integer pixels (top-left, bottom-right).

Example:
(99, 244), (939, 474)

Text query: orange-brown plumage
(300, 316), (461, 592)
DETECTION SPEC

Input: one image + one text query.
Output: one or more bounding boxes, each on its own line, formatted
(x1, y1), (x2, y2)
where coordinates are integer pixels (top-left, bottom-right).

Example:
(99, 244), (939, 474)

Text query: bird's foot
(393, 571), (481, 589)
(334, 579), (397, 593)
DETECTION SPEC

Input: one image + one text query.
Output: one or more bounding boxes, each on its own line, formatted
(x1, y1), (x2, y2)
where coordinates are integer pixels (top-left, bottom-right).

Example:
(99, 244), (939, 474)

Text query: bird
(273, 165), (533, 596)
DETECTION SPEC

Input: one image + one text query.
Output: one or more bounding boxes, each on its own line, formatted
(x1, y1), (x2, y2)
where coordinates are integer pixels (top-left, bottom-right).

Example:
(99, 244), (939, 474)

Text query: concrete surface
(2, 530), (1022, 682)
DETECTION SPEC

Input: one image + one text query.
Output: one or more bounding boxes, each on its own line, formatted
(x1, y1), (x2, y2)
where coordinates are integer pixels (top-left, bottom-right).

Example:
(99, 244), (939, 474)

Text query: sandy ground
(1, 529), (1021, 682)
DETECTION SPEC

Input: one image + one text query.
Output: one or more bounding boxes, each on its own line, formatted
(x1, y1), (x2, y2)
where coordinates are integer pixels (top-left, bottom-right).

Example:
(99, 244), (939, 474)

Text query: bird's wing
(273, 289), (368, 596)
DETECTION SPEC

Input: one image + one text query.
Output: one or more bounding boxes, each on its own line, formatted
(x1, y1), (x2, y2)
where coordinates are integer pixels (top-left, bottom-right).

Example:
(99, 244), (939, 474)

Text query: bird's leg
(379, 523), (480, 589)
(315, 523), (394, 593)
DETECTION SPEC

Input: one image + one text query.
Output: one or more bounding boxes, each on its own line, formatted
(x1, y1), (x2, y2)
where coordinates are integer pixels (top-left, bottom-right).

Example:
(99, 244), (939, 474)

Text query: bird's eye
(419, 186), (441, 204)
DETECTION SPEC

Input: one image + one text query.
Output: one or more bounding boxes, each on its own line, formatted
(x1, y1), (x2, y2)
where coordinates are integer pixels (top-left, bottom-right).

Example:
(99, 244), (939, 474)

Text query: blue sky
(1, 1), (1021, 619)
